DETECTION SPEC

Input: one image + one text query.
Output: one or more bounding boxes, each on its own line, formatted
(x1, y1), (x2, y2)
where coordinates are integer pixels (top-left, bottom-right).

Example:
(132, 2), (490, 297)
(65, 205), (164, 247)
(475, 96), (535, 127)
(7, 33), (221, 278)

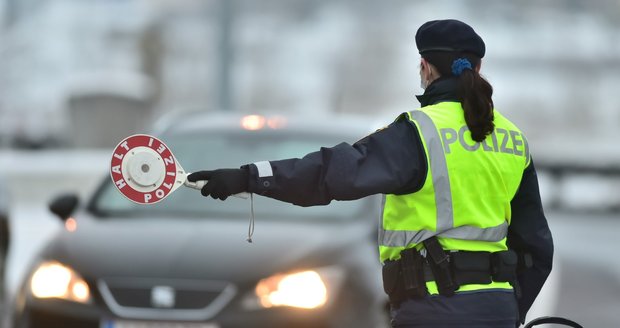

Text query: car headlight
(246, 266), (344, 310)
(30, 261), (91, 304)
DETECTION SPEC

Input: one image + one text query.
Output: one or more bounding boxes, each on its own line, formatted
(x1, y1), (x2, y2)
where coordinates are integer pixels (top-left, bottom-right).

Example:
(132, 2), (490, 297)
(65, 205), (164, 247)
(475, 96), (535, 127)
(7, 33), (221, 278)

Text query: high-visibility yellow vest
(379, 102), (530, 293)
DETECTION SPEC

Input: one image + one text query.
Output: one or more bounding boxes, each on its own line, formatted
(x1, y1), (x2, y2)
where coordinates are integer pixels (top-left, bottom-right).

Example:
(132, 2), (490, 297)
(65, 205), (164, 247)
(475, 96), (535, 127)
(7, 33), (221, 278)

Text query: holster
(382, 260), (404, 307)
(423, 237), (458, 296)
(400, 247), (427, 298)
(382, 248), (427, 308)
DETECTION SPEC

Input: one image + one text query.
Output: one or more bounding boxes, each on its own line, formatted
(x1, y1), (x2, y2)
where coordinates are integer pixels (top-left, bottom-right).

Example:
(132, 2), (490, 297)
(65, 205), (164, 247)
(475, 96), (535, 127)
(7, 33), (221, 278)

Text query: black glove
(187, 169), (248, 200)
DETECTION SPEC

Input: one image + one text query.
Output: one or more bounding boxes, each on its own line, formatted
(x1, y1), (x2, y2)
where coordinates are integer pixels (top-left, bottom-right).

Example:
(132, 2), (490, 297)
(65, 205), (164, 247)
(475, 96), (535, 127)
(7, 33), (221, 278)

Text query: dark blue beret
(415, 19), (486, 58)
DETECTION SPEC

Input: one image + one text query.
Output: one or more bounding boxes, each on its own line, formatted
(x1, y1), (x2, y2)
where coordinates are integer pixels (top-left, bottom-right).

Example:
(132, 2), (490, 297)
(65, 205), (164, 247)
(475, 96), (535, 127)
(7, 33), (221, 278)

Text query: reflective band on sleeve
(254, 161), (273, 178)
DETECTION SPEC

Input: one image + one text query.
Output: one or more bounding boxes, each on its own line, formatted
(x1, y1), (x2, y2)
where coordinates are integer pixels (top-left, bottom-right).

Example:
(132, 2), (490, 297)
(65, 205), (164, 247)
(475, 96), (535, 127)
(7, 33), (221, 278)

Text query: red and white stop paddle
(110, 134), (248, 204)
(110, 134), (254, 240)
(109, 134), (194, 204)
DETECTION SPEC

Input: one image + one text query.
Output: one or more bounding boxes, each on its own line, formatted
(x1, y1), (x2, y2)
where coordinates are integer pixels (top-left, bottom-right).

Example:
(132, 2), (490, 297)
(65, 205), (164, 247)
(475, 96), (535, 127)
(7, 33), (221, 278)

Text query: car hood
(43, 212), (373, 284)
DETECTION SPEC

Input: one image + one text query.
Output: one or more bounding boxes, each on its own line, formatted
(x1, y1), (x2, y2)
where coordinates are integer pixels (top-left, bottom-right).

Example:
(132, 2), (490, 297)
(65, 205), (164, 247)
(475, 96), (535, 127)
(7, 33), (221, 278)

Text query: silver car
(12, 112), (389, 328)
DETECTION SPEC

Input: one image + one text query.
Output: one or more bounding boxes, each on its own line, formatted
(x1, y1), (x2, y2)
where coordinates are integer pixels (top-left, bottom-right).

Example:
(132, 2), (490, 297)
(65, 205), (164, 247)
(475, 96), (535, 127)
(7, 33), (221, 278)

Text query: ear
(420, 58), (428, 70)
(475, 60), (482, 73)
(420, 58), (432, 76)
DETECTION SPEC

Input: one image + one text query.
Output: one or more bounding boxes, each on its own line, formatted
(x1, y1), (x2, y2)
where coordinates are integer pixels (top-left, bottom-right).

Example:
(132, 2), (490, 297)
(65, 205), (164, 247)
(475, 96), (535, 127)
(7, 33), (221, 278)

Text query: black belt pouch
(451, 252), (492, 285)
(491, 250), (518, 282)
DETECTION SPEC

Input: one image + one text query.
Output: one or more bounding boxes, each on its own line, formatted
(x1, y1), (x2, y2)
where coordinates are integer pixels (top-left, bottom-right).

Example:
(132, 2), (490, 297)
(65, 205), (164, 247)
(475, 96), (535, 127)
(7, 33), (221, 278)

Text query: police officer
(189, 19), (553, 327)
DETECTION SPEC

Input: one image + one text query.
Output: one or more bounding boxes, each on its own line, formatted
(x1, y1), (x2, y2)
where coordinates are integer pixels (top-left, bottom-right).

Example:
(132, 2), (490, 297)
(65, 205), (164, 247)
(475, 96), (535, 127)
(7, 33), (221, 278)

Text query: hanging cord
(246, 193), (255, 243)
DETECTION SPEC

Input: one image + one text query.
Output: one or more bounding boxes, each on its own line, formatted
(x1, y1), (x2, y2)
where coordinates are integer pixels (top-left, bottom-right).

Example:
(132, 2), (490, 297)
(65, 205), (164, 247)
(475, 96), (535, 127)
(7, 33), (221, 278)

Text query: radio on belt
(109, 134), (247, 205)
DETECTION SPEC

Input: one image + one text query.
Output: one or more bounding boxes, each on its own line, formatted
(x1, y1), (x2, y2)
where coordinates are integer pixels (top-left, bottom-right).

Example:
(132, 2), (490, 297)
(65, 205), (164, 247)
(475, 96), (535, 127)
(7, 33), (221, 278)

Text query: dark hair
(423, 52), (494, 142)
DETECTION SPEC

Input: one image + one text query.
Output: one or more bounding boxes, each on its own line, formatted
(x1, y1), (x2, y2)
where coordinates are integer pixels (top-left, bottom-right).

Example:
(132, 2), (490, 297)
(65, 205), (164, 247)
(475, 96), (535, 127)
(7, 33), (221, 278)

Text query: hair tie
(451, 58), (472, 76)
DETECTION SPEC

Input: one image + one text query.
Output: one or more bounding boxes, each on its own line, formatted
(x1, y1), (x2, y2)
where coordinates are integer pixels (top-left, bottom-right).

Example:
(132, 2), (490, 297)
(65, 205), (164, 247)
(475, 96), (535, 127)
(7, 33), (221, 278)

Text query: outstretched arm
(189, 116), (426, 205)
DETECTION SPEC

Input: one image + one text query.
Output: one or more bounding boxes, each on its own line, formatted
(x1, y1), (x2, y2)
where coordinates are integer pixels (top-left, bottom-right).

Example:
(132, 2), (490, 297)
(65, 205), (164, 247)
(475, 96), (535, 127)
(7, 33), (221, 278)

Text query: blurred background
(0, 0), (619, 327)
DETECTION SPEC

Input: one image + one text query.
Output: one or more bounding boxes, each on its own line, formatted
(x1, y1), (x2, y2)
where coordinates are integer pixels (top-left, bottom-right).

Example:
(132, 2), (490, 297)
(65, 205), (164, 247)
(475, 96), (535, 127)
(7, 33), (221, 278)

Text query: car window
(92, 131), (375, 221)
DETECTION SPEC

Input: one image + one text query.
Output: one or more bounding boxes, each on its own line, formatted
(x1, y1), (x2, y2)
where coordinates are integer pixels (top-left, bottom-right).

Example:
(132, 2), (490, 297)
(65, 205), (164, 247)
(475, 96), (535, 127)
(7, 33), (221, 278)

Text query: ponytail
(423, 53), (495, 142)
(456, 63), (494, 142)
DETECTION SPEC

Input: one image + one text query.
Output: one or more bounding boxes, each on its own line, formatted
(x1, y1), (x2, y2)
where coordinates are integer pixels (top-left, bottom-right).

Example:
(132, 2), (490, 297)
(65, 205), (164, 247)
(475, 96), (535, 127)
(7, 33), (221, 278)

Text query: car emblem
(151, 285), (175, 308)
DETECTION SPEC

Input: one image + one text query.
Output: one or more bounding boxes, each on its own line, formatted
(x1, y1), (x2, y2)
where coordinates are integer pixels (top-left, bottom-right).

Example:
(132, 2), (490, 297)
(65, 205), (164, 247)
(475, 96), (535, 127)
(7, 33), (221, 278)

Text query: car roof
(152, 110), (388, 139)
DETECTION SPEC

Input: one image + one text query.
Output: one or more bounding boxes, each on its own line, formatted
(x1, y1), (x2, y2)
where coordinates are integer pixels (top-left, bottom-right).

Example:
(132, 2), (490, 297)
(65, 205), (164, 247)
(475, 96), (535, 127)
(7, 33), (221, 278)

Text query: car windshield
(91, 130), (374, 221)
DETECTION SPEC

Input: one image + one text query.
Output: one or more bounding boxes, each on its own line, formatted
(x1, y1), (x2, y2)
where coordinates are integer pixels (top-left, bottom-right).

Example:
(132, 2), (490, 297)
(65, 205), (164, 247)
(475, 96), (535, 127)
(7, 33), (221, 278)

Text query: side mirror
(49, 194), (80, 221)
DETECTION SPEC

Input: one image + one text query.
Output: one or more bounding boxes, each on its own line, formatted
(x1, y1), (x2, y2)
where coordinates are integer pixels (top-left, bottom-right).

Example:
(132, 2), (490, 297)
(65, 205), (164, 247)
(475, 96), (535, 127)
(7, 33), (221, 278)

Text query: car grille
(110, 286), (223, 309)
(98, 278), (236, 321)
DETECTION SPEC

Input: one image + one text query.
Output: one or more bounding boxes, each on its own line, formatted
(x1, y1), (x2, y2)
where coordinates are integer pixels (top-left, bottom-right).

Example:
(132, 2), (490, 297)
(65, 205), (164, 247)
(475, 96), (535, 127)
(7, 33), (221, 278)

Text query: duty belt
(382, 236), (528, 308)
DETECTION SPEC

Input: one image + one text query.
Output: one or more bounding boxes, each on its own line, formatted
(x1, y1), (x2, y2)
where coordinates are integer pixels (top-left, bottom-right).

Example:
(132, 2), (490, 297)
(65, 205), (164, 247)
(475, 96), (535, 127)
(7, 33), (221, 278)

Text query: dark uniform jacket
(244, 77), (554, 322)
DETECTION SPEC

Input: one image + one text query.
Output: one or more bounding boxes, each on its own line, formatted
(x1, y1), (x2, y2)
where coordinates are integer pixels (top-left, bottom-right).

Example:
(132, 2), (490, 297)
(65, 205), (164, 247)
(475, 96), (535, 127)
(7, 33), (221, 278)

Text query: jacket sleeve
(243, 116), (426, 207)
(507, 159), (554, 324)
